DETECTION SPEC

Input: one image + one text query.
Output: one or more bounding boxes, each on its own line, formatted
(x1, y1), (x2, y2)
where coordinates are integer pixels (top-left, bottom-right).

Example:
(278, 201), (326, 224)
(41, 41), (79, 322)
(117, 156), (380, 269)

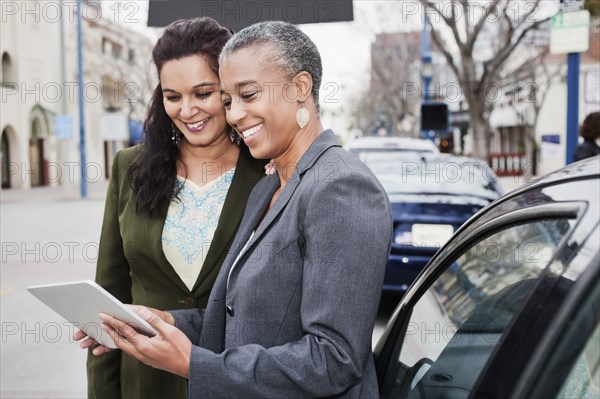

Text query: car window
(380, 217), (574, 399)
(557, 321), (600, 398)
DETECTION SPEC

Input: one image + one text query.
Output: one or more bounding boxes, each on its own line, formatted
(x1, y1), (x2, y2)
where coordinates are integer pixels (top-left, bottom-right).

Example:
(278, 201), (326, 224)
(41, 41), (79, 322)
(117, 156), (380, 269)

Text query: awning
(129, 119), (145, 145)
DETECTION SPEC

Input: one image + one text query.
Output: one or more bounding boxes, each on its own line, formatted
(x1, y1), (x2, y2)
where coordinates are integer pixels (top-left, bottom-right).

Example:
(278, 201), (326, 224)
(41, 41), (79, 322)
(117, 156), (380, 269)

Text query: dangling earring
(171, 123), (182, 148)
(229, 129), (241, 145)
(296, 104), (310, 129)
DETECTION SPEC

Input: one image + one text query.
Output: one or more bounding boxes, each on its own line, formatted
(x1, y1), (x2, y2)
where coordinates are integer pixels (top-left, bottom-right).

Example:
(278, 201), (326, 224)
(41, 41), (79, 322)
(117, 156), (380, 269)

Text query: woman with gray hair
(78, 21), (392, 398)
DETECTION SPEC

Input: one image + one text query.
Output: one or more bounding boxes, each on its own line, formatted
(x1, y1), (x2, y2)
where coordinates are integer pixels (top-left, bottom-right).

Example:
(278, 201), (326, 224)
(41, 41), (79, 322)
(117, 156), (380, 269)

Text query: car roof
(504, 155), (600, 195)
(345, 136), (439, 153)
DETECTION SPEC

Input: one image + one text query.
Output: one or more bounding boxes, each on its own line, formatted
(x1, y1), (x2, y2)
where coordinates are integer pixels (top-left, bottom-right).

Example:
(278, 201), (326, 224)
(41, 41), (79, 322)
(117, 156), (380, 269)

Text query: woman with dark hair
(86, 17), (265, 398)
(574, 111), (600, 162)
(79, 21), (391, 398)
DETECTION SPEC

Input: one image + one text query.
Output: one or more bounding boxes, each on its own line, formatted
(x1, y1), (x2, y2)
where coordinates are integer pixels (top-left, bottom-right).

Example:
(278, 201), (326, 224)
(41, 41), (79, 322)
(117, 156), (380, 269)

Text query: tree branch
(429, 24), (462, 80)
(481, 0), (549, 89)
(467, 0), (503, 52)
(421, 0), (467, 53)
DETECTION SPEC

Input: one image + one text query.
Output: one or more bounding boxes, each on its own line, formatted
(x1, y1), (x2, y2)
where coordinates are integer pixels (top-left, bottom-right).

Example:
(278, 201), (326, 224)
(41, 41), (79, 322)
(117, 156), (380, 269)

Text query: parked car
(374, 156), (600, 399)
(345, 136), (439, 155)
(361, 152), (503, 292)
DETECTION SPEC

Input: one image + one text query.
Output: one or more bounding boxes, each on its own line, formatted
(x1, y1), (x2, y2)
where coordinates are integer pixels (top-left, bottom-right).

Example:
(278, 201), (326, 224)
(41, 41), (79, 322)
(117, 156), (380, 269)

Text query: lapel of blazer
(228, 130), (341, 278)
(111, 147), (187, 294)
(142, 147), (265, 297)
(201, 131), (340, 351)
(144, 214), (191, 293)
(205, 174), (278, 302)
(190, 147), (264, 294)
(251, 130), (341, 245)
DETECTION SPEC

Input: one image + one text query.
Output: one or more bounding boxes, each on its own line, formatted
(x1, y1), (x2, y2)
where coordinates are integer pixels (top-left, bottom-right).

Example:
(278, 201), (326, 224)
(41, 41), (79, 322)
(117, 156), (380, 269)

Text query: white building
(488, 20), (600, 177)
(1, 0), (155, 191)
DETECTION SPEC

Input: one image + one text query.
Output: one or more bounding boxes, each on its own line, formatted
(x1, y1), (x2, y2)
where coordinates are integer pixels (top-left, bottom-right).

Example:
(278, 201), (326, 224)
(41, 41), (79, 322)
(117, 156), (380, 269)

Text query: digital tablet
(27, 280), (158, 349)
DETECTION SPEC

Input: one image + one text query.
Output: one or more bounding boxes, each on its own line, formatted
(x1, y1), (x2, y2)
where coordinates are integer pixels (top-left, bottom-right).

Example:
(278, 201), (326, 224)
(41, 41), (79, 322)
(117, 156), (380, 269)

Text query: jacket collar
(229, 130), (341, 266)
(294, 129), (341, 176)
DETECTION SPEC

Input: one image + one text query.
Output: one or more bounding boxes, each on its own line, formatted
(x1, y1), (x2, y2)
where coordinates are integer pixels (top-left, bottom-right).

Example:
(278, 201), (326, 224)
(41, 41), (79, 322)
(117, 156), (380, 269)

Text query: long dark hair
(128, 17), (233, 217)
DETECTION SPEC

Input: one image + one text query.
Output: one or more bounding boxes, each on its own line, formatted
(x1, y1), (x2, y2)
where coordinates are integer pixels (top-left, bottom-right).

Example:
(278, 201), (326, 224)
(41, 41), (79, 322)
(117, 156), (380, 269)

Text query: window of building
(1, 130), (10, 189)
(112, 43), (123, 59)
(102, 38), (111, 54)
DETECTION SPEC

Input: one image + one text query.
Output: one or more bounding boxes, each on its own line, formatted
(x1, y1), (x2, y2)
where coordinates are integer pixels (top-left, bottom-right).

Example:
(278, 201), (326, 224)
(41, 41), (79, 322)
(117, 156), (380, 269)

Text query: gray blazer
(171, 130), (392, 398)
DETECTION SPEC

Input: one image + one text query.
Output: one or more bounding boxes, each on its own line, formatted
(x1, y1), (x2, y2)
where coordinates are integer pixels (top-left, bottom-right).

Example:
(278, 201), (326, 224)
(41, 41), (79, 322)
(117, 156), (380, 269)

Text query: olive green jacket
(87, 145), (265, 399)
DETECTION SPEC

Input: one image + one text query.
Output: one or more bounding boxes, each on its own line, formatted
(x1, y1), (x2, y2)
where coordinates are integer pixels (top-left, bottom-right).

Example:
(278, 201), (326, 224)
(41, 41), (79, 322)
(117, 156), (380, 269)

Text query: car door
(516, 249), (599, 399)
(375, 178), (596, 399)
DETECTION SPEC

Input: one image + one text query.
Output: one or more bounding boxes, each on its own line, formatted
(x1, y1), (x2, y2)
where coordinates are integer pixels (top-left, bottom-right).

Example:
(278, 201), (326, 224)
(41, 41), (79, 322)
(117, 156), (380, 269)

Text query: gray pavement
(1, 181), (107, 399)
(0, 176), (524, 398)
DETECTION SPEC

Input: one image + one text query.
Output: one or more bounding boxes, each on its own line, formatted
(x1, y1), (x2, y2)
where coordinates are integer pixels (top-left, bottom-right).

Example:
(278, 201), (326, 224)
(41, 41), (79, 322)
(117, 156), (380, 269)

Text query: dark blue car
(361, 152), (503, 293)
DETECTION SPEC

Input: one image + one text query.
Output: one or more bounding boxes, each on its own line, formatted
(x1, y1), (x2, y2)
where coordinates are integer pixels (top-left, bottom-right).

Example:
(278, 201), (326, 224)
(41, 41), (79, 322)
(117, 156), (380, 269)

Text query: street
(0, 177), (522, 398)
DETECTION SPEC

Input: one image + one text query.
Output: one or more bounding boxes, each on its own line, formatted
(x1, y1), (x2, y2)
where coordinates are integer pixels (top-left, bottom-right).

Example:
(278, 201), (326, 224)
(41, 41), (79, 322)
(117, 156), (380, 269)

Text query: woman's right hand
(73, 305), (175, 355)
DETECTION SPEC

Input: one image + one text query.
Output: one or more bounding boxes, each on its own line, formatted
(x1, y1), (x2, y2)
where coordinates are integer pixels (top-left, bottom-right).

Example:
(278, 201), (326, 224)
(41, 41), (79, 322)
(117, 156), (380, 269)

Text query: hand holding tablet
(27, 280), (158, 349)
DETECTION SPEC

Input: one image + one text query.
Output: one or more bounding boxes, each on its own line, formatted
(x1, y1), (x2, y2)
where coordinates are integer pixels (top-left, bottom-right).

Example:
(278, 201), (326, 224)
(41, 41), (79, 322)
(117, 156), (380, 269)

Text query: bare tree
(349, 3), (422, 136)
(420, 0), (553, 160)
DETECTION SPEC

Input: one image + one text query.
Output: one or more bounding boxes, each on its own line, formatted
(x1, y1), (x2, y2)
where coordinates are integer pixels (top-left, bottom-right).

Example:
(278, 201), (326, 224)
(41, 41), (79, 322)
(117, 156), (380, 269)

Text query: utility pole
(77, 0), (87, 198)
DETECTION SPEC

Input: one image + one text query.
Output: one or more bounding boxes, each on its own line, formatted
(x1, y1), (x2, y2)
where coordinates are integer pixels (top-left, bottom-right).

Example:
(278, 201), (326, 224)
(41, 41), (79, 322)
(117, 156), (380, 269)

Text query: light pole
(421, 15), (435, 142)
(421, 54), (433, 103)
(77, 0), (87, 198)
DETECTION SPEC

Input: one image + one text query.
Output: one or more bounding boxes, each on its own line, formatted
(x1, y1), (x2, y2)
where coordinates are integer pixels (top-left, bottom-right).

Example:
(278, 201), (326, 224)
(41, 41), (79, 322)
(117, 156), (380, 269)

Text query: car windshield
(360, 152), (498, 200)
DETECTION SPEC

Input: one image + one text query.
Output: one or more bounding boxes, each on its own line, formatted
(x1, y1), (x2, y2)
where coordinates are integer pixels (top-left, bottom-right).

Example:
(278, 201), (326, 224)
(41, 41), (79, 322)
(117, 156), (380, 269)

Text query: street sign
(550, 10), (590, 54)
(54, 115), (73, 140)
(560, 0), (584, 13)
(421, 103), (449, 132)
(450, 110), (469, 124)
(99, 112), (129, 141)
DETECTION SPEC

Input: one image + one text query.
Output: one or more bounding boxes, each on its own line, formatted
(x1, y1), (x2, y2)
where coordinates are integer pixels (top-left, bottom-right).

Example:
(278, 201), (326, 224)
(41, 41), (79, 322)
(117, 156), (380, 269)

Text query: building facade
(1, 0), (155, 191)
(488, 20), (600, 177)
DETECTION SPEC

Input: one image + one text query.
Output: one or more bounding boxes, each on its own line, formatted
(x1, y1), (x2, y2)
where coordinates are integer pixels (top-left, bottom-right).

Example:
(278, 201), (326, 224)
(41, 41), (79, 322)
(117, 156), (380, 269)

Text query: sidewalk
(0, 180), (109, 205)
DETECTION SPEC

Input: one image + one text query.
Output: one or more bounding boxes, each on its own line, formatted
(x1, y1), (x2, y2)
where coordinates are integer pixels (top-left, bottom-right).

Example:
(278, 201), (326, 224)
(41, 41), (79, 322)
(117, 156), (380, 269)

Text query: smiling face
(219, 46), (301, 160)
(160, 55), (229, 149)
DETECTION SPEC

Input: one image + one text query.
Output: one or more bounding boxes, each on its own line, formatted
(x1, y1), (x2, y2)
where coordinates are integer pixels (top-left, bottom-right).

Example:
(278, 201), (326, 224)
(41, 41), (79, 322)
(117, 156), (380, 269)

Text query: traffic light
(421, 103), (449, 132)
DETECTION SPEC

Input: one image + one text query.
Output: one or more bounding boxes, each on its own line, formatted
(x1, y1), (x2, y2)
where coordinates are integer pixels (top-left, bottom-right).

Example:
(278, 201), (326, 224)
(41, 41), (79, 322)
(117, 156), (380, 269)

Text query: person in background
(574, 111), (600, 162)
(78, 20), (392, 398)
(87, 17), (265, 398)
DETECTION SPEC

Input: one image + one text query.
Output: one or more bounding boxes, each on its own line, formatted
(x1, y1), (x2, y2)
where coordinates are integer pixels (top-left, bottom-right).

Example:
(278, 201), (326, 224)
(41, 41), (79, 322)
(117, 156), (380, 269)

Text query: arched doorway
(2, 52), (15, 83)
(1, 129), (10, 188)
(29, 117), (47, 187)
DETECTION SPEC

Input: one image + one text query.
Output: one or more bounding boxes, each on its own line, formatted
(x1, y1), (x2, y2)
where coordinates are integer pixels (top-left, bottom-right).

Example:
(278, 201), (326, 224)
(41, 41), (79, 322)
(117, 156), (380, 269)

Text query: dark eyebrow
(163, 82), (219, 93)
(193, 82), (219, 89)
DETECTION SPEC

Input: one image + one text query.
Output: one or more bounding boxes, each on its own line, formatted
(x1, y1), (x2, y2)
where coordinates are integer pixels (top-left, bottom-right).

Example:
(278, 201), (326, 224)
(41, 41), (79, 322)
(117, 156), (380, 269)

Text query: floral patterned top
(162, 169), (235, 291)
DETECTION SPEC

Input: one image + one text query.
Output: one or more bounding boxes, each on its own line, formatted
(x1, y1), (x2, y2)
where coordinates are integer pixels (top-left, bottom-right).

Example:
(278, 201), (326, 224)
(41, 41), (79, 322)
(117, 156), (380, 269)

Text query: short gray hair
(220, 21), (322, 112)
